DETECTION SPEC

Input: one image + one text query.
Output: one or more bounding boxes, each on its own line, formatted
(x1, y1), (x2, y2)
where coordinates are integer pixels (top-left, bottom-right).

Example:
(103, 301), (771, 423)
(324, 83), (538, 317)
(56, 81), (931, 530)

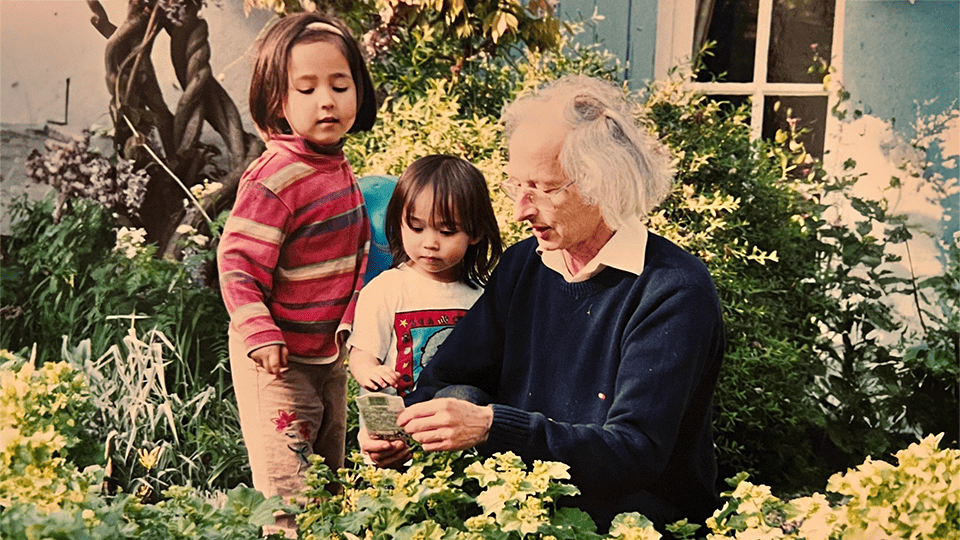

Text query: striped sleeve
(217, 163), (313, 353)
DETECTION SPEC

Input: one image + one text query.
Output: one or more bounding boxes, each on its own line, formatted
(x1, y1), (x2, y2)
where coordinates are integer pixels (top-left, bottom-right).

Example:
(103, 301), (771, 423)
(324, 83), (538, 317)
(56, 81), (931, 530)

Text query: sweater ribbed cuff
(486, 404), (532, 453)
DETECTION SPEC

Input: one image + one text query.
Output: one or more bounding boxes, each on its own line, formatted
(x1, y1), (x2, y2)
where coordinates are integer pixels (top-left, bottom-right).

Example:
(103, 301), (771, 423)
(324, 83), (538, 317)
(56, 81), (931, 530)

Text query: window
(656, 0), (845, 159)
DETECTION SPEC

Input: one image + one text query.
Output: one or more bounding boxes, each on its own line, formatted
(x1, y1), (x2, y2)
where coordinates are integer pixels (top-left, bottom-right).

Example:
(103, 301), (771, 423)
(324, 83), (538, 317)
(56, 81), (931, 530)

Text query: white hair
(502, 75), (675, 227)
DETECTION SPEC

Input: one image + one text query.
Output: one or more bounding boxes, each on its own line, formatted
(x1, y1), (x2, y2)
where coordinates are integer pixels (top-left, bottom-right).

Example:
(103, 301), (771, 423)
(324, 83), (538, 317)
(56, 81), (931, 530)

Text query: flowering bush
(24, 128), (149, 222)
(297, 432), (959, 540)
(0, 344), (280, 540)
(708, 433), (959, 539)
(297, 448), (663, 540)
(0, 350), (99, 513)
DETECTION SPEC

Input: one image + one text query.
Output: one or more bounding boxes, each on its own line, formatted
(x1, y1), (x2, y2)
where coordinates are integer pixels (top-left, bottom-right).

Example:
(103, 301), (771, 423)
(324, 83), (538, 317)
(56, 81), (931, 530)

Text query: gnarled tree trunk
(89, 0), (262, 258)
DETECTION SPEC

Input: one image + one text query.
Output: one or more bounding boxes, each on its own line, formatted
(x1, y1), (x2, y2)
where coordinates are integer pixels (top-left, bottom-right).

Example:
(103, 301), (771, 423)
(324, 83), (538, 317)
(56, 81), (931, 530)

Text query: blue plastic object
(358, 175), (399, 285)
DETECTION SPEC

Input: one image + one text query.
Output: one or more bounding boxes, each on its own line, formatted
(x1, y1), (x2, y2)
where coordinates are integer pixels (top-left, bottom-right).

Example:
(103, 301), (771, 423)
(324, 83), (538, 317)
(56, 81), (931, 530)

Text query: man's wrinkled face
(506, 102), (606, 255)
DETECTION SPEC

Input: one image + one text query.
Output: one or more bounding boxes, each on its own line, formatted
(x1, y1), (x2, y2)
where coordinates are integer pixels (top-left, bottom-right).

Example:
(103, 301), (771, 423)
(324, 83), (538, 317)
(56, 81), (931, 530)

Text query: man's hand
(250, 344), (288, 377)
(358, 427), (411, 468)
(397, 398), (493, 452)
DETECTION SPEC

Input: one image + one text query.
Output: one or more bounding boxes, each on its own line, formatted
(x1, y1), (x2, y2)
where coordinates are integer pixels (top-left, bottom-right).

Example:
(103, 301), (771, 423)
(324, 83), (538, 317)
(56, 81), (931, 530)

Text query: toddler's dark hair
(249, 12), (377, 138)
(385, 155), (502, 286)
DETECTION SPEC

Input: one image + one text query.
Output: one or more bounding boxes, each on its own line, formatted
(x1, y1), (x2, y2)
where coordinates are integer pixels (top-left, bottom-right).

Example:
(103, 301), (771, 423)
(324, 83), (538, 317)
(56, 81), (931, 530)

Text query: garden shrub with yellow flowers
(2, 348), (958, 539)
(708, 434), (958, 540)
(0, 348), (286, 540)
(0, 351), (97, 513)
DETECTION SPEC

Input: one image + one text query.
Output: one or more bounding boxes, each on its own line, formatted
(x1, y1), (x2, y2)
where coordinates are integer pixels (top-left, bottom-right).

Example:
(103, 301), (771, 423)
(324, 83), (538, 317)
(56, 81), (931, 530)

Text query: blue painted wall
(558, 0), (660, 86)
(561, 0), (958, 131)
(844, 0), (959, 243)
(843, 0), (959, 134)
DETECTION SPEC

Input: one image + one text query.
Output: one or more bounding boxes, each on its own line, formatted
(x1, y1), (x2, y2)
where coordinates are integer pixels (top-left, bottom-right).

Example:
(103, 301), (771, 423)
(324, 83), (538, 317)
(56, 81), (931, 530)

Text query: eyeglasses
(499, 179), (576, 206)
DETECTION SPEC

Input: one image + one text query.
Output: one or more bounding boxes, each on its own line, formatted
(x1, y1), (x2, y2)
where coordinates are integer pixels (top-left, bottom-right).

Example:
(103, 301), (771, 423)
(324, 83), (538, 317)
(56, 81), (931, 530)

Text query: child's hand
(349, 348), (401, 391)
(355, 365), (401, 392)
(250, 344), (288, 377)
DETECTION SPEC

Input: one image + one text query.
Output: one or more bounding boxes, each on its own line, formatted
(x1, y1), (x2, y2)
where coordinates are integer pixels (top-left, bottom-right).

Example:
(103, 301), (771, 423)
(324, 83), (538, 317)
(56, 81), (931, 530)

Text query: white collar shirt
(537, 216), (649, 283)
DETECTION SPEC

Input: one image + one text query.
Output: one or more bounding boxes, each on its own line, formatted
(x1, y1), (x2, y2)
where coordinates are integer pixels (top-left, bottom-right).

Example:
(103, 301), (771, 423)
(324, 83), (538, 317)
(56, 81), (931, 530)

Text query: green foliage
(117, 485), (287, 540)
(59, 329), (249, 495)
(709, 434), (959, 539)
(1, 196), (230, 392)
(347, 21), (621, 246)
(640, 75), (830, 490)
(298, 449), (661, 539)
(0, 484), (287, 540)
(0, 353), (100, 513)
(1, 329), (248, 508)
(1, 195), (116, 353)
(800, 101), (960, 472)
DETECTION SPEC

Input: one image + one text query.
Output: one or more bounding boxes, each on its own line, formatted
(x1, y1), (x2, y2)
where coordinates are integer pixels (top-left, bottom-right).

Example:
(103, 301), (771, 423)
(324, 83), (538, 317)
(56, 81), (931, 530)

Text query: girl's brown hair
(385, 155), (503, 287)
(249, 12), (377, 138)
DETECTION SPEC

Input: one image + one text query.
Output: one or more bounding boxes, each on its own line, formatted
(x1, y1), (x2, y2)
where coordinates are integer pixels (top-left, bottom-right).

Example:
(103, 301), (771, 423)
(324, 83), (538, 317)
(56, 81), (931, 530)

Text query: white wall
(1, 0), (273, 130)
(1, 0), (274, 233)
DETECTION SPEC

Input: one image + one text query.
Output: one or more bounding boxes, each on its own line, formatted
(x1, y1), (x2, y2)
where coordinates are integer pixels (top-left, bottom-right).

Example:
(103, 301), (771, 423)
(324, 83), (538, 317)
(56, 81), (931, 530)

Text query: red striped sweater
(217, 135), (370, 362)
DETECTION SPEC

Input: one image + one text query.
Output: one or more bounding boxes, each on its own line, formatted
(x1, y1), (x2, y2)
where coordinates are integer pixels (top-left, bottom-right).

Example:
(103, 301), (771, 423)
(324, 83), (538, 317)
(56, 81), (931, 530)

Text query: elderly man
(361, 75), (724, 529)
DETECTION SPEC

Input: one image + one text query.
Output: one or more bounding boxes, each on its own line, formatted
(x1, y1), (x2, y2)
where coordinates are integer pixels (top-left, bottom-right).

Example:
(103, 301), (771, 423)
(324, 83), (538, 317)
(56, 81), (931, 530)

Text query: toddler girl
(348, 155), (502, 396)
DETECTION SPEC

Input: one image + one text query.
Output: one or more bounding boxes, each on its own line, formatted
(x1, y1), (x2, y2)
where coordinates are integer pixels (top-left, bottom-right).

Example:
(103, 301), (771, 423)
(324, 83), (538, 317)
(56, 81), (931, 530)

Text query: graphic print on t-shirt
(393, 308), (467, 395)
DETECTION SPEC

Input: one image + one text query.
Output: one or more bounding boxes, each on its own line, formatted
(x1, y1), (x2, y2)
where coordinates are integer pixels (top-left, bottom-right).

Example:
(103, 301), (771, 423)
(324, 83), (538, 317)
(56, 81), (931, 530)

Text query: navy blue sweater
(410, 233), (724, 529)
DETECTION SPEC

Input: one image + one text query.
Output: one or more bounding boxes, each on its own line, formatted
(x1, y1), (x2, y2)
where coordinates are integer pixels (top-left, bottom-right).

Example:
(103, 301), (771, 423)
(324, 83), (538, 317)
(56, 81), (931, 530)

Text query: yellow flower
(138, 445), (162, 471)
(464, 515), (495, 531)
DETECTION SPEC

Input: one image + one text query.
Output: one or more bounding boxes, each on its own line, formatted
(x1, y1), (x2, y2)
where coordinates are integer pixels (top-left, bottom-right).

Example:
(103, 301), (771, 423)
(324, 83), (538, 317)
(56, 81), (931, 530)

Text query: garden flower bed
(1, 350), (956, 539)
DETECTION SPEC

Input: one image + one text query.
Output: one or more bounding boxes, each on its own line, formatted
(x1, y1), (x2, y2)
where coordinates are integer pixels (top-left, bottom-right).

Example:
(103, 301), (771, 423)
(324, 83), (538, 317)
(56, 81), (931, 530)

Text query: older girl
(217, 12), (376, 537)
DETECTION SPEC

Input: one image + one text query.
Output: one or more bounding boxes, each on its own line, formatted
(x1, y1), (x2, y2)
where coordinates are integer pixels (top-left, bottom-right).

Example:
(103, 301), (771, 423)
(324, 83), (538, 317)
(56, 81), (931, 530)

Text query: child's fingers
(356, 367), (402, 391)
(381, 371), (401, 387)
(361, 379), (383, 391)
(251, 346), (284, 379)
(264, 353), (283, 377)
(360, 374), (388, 391)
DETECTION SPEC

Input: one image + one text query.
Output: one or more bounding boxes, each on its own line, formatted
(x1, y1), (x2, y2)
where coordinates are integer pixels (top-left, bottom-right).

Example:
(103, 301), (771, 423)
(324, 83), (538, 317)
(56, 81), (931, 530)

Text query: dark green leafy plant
(640, 74), (831, 491)
(297, 449), (650, 540)
(806, 168), (959, 470)
(2, 195), (229, 394)
(0, 485), (287, 540)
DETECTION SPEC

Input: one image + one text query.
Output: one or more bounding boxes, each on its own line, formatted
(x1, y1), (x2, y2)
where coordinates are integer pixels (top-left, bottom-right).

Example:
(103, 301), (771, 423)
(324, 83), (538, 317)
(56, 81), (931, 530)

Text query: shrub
(294, 433), (958, 540)
(1, 196), (230, 394)
(0, 351), (100, 513)
(297, 448), (661, 540)
(708, 433), (958, 539)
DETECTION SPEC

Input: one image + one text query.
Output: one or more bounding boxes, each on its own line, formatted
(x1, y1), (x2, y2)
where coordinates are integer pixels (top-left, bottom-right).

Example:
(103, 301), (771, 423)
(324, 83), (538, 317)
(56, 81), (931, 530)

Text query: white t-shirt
(348, 264), (483, 395)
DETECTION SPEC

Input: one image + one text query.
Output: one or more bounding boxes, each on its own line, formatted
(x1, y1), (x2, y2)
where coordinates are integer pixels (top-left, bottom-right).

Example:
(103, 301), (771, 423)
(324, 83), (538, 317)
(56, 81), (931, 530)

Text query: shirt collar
(538, 216), (648, 282)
